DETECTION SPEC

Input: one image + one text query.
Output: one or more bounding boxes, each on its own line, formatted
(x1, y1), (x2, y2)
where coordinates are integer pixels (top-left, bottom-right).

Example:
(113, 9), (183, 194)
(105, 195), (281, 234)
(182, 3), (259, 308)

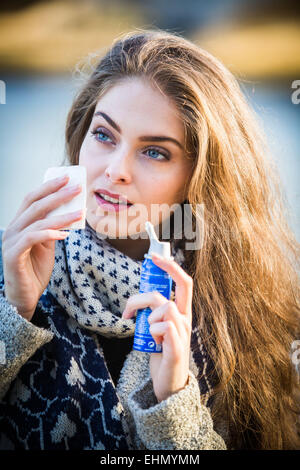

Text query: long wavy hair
(64, 28), (300, 449)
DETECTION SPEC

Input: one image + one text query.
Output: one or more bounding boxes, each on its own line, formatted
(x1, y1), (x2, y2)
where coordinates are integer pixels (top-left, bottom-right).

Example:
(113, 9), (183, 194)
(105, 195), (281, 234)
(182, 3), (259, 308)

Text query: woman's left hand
(122, 252), (193, 403)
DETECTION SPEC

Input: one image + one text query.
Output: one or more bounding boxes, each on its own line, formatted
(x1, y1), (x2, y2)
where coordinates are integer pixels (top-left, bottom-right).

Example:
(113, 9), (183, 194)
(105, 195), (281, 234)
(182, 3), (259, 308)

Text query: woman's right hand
(1, 174), (83, 322)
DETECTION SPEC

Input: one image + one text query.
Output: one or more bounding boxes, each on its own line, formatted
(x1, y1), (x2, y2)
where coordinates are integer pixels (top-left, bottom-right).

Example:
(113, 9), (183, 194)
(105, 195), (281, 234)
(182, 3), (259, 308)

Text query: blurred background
(0, 0), (299, 241)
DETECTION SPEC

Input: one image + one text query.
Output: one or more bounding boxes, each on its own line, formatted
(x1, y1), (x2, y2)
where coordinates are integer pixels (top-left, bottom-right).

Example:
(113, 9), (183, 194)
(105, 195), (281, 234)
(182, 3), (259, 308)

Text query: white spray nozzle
(145, 221), (171, 259)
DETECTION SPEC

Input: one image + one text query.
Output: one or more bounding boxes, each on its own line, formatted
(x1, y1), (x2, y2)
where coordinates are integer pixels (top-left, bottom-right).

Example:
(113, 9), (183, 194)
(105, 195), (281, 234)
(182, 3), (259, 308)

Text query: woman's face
(79, 76), (192, 249)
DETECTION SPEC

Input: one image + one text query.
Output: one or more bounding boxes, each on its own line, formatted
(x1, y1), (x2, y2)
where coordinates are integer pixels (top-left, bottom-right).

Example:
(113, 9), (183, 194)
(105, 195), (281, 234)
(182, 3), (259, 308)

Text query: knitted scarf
(0, 221), (215, 450)
(47, 220), (185, 338)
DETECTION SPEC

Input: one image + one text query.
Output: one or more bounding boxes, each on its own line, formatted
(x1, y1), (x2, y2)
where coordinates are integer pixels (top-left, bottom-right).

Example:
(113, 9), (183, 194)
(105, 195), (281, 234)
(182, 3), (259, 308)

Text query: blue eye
(90, 128), (169, 161)
(145, 148), (168, 161)
(91, 129), (113, 143)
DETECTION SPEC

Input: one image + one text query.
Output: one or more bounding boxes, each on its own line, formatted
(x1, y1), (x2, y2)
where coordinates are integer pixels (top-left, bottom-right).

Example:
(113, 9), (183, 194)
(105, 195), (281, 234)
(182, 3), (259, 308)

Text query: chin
(91, 217), (135, 239)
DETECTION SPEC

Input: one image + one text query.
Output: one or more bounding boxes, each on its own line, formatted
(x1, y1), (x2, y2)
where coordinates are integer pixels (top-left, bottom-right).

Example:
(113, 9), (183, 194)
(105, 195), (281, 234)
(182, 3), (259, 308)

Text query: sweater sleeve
(127, 370), (226, 450)
(0, 228), (54, 399)
(0, 294), (54, 400)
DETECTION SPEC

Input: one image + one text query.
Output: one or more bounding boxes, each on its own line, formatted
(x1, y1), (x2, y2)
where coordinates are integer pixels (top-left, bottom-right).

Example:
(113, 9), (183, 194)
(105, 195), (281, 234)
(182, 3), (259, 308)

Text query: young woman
(0, 29), (299, 450)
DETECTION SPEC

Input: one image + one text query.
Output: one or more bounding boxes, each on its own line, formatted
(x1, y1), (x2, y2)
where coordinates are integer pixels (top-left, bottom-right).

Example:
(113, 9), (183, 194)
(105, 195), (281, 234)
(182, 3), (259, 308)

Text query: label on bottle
(133, 258), (172, 353)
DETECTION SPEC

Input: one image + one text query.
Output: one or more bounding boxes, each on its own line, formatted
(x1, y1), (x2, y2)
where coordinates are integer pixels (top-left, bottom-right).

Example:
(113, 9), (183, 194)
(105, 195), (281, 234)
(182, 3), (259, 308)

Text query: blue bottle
(133, 221), (173, 353)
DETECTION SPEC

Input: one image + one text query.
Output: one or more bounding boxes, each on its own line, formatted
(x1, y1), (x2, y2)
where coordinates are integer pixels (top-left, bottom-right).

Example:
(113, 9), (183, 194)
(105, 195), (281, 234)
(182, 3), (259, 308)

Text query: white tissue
(43, 165), (87, 230)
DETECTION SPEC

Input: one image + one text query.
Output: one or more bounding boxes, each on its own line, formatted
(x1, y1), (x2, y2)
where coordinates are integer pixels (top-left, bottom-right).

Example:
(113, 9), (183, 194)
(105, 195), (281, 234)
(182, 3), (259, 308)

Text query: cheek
(138, 176), (168, 204)
(78, 147), (97, 196)
(79, 137), (94, 164)
(79, 139), (106, 180)
(172, 163), (192, 200)
(141, 168), (189, 205)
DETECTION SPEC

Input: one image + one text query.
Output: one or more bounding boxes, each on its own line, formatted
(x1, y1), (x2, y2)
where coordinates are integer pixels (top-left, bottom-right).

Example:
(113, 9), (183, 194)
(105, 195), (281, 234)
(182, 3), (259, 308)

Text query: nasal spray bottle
(133, 221), (173, 353)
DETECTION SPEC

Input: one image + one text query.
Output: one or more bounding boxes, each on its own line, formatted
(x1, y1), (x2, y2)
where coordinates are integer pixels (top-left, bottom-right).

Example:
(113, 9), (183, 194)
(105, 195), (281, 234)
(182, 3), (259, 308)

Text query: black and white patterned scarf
(48, 220), (187, 335)
(0, 221), (215, 450)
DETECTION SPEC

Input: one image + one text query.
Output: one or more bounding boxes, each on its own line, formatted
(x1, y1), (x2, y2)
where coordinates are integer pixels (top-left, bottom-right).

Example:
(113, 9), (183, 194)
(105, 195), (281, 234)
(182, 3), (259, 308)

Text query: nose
(104, 149), (132, 184)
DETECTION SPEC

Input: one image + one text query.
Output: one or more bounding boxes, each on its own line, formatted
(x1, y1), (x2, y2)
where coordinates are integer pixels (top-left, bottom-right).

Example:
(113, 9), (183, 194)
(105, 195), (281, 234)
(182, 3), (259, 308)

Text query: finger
(122, 291), (168, 318)
(149, 320), (182, 359)
(12, 175), (70, 223)
(5, 175), (70, 240)
(4, 208), (83, 253)
(148, 301), (191, 339)
(151, 253), (193, 320)
(11, 210), (83, 256)
(14, 229), (71, 255)
(22, 209), (83, 236)
(14, 182), (82, 234)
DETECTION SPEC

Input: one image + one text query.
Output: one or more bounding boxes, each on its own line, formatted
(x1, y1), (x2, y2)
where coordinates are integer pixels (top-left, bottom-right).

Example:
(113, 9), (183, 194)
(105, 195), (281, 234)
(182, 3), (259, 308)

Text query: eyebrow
(93, 111), (184, 150)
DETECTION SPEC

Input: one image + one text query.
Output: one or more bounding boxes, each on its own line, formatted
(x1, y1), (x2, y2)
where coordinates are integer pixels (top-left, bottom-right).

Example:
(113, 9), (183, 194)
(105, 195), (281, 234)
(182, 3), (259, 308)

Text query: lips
(95, 192), (133, 212)
(95, 189), (133, 205)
